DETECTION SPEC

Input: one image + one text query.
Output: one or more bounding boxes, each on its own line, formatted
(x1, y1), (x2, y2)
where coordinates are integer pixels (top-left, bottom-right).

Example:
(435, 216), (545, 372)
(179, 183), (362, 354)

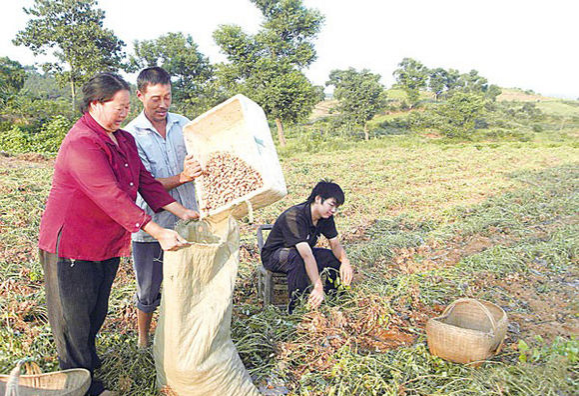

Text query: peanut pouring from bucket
(183, 94), (287, 221)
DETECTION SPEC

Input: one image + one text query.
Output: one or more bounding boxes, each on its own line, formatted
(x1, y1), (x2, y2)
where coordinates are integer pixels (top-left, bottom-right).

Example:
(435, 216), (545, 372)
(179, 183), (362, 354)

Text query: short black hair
(137, 66), (171, 93)
(80, 72), (130, 114)
(306, 180), (345, 206)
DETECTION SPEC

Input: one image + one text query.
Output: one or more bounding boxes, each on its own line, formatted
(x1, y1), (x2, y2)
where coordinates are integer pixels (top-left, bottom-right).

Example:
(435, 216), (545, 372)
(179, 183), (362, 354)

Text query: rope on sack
(246, 200), (254, 224)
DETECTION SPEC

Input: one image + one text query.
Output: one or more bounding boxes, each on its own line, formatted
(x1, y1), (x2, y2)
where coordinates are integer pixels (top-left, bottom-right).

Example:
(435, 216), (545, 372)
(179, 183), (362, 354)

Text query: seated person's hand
(340, 260), (353, 286)
(180, 154), (203, 182)
(308, 286), (325, 309)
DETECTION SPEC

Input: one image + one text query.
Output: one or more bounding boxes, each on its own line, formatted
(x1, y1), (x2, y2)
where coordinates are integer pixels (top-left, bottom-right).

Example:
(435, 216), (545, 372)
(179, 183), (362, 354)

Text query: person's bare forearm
(296, 242), (326, 308)
(303, 254), (323, 290)
(142, 220), (164, 240)
(330, 239), (348, 263)
(330, 238), (353, 286)
(157, 174), (189, 191)
(157, 154), (203, 191)
(297, 243), (323, 290)
(163, 201), (198, 220)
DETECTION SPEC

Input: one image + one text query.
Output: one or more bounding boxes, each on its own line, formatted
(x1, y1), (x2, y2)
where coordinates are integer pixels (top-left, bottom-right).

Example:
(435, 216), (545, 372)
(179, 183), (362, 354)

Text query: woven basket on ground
(0, 360), (90, 396)
(426, 298), (508, 365)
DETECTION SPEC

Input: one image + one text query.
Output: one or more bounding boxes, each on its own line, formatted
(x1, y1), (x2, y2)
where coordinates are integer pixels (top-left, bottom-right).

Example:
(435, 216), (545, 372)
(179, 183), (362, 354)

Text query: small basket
(0, 360), (90, 396)
(426, 298), (508, 365)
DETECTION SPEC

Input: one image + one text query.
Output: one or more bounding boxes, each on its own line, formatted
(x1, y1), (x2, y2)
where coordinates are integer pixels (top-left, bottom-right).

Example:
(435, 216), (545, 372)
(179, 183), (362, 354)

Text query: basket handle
(5, 358), (33, 396)
(442, 298), (497, 334)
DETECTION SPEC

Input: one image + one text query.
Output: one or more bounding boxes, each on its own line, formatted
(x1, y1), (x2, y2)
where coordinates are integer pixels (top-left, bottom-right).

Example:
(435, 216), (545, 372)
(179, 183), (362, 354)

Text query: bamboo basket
(426, 298), (508, 365)
(0, 360), (90, 396)
(183, 94), (287, 221)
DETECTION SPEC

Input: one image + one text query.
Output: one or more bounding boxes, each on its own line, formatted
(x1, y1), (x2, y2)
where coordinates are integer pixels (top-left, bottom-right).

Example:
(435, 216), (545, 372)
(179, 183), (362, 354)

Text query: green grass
(0, 127), (577, 394)
(385, 88), (434, 101)
(537, 101), (579, 117)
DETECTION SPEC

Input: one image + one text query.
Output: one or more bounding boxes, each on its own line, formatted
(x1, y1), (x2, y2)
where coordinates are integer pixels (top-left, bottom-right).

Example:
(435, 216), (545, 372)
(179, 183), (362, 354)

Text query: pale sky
(1, 0), (577, 99)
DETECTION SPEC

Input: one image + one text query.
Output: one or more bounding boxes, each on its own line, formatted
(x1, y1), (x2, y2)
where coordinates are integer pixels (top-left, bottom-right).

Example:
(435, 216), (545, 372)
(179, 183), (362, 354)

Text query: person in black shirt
(261, 181), (353, 312)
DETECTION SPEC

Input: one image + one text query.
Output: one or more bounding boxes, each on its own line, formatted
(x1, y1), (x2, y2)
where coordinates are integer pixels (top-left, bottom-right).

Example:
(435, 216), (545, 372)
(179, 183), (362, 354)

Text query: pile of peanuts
(199, 151), (264, 213)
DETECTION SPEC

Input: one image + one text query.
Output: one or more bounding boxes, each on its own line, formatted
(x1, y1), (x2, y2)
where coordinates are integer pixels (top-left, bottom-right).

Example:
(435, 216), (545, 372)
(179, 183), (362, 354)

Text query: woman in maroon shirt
(38, 73), (197, 396)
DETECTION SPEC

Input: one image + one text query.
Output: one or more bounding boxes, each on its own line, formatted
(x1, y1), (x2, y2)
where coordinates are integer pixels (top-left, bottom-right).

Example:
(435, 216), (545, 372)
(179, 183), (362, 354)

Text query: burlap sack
(153, 217), (259, 395)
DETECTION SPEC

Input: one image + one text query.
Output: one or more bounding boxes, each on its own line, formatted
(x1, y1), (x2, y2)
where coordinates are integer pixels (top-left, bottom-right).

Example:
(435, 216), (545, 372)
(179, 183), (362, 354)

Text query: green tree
(449, 69), (501, 101)
(485, 84), (502, 101)
(131, 32), (218, 117)
(213, 0), (324, 146)
(444, 68), (462, 92)
(0, 57), (27, 100)
(22, 68), (72, 101)
(435, 91), (487, 137)
(457, 69), (488, 92)
(326, 68), (386, 141)
(393, 57), (428, 107)
(428, 67), (448, 101)
(13, 0), (127, 113)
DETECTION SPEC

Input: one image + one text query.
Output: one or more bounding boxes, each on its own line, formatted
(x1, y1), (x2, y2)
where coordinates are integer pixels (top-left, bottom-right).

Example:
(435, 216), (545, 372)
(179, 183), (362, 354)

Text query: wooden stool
(256, 224), (289, 307)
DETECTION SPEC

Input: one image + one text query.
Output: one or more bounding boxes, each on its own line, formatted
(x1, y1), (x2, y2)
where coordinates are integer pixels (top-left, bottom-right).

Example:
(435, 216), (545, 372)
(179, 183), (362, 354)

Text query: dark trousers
(131, 241), (163, 313)
(264, 247), (342, 312)
(40, 249), (119, 396)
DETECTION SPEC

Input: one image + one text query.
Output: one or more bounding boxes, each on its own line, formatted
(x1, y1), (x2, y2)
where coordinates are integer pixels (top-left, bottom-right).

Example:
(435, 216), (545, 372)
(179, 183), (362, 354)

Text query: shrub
(33, 115), (71, 153)
(0, 116), (71, 154)
(377, 116), (411, 135)
(532, 124), (543, 132)
(474, 118), (489, 129)
(0, 125), (32, 153)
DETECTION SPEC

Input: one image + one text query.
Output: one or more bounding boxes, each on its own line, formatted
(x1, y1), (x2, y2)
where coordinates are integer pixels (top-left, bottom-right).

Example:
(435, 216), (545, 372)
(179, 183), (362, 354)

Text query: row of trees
(8, 0), (328, 146)
(393, 58), (501, 106)
(2, 0), (508, 150)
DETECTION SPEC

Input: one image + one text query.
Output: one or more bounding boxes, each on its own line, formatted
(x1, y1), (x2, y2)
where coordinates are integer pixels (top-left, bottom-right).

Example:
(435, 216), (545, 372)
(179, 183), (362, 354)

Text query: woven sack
(154, 217), (259, 395)
(0, 360), (90, 396)
(426, 298), (508, 365)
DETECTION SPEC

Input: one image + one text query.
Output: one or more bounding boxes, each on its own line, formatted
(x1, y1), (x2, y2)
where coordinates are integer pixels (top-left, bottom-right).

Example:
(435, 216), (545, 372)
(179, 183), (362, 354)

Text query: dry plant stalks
(199, 151), (263, 213)
(160, 386), (178, 395)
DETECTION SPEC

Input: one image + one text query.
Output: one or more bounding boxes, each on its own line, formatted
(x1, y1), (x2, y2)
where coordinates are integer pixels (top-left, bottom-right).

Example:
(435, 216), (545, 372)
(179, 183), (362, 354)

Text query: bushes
(377, 116), (411, 135)
(33, 115), (71, 153)
(0, 125), (32, 153)
(406, 94), (555, 140)
(0, 115), (72, 154)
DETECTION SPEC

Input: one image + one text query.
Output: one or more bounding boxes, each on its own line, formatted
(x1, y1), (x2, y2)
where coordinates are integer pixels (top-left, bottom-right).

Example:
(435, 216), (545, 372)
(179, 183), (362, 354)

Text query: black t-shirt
(261, 202), (338, 264)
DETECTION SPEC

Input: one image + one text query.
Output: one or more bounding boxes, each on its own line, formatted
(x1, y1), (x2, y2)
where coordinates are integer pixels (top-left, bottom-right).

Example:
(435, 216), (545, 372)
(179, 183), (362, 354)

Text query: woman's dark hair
(306, 180), (345, 206)
(137, 66), (171, 93)
(80, 72), (130, 114)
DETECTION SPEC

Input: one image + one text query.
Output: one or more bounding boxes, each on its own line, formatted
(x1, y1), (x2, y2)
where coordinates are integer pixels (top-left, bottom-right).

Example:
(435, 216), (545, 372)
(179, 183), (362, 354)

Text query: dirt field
(1, 134), (577, 394)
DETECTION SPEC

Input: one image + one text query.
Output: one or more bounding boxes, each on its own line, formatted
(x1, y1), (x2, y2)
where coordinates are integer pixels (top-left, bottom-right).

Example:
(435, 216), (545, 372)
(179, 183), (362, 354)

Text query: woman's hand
(142, 221), (190, 251)
(156, 228), (190, 251)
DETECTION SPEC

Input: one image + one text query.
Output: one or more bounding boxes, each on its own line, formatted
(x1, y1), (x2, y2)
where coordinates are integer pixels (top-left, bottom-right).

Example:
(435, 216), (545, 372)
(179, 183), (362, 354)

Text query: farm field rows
(0, 134), (577, 395)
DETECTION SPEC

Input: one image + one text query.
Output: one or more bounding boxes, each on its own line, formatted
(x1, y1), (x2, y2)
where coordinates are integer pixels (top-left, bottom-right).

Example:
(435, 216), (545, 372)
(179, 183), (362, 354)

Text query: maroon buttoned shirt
(38, 113), (176, 261)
